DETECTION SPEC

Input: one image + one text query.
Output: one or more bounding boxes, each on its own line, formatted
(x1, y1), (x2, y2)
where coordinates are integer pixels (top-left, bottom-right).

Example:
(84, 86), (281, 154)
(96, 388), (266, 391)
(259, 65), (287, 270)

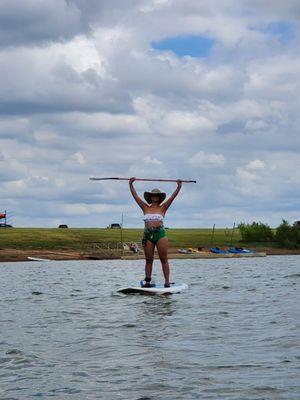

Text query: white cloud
(245, 120), (269, 131)
(72, 152), (86, 165)
(1, 1), (300, 227)
(51, 36), (105, 76)
(246, 159), (266, 171)
(139, 0), (170, 13)
(143, 156), (162, 164)
(189, 151), (226, 167)
(161, 111), (215, 135)
(236, 167), (258, 183)
(0, 155), (27, 182)
(133, 95), (216, 136)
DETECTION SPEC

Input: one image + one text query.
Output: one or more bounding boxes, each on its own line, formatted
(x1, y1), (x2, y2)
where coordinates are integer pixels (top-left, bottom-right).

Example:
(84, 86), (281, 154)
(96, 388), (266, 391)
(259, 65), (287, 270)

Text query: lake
(0, 256), (299, 399)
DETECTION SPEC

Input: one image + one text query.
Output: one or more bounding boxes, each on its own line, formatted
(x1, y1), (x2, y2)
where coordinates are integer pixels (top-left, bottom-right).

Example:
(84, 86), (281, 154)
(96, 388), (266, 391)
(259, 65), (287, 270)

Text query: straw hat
(144, 188), (166, 204)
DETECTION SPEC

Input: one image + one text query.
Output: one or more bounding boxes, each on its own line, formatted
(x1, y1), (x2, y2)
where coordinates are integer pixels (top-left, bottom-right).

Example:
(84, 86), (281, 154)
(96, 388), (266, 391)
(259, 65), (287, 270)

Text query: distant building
(58, 224), (68, 228)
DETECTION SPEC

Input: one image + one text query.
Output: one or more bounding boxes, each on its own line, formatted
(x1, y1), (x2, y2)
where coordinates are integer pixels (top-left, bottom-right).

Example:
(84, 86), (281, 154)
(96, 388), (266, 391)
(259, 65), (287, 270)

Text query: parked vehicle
(58, 224), (68, 228)
(107, 223), (122, 229)
(0, 223), (12, 228)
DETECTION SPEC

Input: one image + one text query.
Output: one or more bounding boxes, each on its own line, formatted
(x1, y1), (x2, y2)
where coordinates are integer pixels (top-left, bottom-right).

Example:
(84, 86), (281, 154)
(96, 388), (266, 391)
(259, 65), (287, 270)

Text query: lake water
(0, 256), (299, 400)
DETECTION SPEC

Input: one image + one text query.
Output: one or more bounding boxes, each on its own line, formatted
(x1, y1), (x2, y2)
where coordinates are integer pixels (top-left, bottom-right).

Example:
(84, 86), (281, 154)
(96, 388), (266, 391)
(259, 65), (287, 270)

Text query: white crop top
(143, 213), (164, 222)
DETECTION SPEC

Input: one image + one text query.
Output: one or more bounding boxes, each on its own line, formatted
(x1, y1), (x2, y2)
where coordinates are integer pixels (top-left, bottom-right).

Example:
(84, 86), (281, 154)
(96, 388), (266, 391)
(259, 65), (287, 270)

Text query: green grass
(167, 228), (242, 248)
(0, 227), (254, 251)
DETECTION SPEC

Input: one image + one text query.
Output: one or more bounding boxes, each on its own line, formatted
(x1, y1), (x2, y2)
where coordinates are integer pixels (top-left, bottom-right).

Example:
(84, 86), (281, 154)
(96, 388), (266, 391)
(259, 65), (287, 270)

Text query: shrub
(275, 220), (300, 249)
(238, 222), (274, 242)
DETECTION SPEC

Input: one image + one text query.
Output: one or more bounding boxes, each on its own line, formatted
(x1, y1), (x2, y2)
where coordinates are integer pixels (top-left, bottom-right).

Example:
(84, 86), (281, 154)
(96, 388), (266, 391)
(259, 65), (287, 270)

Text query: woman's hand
(177, 179), (182, 189)
(129, 177), (136, 185)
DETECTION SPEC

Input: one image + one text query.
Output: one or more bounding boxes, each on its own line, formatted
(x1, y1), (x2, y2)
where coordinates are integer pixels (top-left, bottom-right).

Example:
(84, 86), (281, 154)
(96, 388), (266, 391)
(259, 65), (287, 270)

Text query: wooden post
(120, 213), (124, 254)
(210, 223), (215, 245)
(230, 222), (235, 246)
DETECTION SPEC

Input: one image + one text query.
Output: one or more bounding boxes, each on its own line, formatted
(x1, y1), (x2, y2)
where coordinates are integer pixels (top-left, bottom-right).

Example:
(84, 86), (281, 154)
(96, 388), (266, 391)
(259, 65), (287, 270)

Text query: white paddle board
(117, 283), (188, 294)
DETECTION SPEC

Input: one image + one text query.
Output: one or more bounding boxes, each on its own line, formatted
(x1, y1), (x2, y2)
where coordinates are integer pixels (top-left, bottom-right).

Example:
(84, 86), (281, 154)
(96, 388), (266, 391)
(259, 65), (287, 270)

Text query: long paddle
(89, 177), (196, 183)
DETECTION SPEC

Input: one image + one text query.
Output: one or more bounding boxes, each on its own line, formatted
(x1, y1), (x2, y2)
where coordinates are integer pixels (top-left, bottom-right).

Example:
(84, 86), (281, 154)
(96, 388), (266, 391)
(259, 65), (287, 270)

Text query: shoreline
(0, 248), (299, 262)
(2, 228), (299, 262)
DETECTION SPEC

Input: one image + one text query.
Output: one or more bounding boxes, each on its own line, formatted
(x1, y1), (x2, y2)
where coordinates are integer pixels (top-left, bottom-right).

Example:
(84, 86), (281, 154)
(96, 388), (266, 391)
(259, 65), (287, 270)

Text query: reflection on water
(139, 296), (176, 317)
(0, 256), (299, 400)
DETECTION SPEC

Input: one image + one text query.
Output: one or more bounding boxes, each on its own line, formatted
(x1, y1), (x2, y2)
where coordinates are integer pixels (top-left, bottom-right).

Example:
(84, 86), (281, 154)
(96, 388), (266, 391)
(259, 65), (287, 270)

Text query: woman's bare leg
(143, 240), (155, 284)
(156, 237), (170, 286)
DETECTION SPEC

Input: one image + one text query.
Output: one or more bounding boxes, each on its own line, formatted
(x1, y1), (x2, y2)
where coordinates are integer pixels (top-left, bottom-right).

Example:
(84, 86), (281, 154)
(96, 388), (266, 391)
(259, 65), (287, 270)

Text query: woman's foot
(141, 281), (152, 288)
(164, 282), (170, 288)
(141, 277), (154, 288)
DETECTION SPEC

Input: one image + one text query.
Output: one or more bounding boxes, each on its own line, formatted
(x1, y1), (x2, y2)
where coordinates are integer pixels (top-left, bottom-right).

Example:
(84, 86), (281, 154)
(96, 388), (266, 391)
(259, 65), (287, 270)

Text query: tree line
(238, 220), (300, 249)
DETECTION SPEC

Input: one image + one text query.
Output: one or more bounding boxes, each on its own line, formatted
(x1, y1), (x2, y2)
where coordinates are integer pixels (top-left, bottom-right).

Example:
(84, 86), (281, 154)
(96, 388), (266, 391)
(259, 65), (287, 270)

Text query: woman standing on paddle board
(129, 177), (182, 288)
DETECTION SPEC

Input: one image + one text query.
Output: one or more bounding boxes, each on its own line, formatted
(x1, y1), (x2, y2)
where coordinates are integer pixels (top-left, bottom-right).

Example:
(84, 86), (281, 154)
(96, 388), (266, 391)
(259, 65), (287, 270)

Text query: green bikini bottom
(142, 226), (167, 245)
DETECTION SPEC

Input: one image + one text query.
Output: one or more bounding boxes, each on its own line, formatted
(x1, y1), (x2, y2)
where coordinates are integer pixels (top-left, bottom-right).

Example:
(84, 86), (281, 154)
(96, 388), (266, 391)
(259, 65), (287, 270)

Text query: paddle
(90, 177), (196, 183)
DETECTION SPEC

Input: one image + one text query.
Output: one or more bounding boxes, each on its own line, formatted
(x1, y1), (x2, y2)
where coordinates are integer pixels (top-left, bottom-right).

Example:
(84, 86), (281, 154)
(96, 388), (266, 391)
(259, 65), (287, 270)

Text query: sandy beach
(0, 247), (299, 262)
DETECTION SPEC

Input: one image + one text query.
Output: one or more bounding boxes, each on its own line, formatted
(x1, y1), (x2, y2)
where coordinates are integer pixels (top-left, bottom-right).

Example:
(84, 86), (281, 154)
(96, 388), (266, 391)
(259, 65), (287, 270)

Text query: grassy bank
(0, 227), (268, 251)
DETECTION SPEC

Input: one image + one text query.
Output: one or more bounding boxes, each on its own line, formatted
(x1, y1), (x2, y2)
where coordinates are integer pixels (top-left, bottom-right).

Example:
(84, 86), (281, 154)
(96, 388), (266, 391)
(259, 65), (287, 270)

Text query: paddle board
(117, 282), (188, 294)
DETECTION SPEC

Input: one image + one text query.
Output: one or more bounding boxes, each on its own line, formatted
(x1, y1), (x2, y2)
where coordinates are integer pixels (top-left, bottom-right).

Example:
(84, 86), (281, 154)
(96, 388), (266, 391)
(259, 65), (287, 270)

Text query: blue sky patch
(265, 21), (294, 43)
(152, 35), (214, 58)
(251, 20), (294, 44)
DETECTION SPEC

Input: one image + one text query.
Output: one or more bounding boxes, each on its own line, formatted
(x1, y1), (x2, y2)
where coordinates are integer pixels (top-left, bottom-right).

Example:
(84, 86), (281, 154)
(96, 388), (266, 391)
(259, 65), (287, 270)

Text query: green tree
(238, 222), (274, 242)
(275, 220), (300, 249)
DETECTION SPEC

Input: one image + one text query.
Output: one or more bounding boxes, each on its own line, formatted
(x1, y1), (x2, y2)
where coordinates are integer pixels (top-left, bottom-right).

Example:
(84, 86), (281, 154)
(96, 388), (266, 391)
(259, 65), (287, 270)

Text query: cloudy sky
(0, 0), (299, 228)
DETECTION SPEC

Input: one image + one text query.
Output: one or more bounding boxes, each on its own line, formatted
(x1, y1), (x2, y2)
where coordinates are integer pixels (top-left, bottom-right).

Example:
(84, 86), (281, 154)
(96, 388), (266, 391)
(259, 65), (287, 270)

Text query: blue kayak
(228, 247), (253, 254)
(210, 247), (228, 254)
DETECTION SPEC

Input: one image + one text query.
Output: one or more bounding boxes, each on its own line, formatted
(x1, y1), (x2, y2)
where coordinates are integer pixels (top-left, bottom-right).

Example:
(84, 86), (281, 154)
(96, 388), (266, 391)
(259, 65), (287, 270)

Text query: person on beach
(129, 177), (182, 287)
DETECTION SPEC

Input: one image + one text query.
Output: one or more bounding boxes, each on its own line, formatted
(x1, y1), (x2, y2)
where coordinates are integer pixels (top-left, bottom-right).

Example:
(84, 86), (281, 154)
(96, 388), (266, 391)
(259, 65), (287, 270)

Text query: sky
(0, 0), (299, 228)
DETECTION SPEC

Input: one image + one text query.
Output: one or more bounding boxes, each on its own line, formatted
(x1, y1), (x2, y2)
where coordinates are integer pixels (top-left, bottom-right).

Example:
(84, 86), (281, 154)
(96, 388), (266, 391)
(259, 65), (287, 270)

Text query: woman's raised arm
(161, 180), (182, 212)
(129, 177), (148, 211)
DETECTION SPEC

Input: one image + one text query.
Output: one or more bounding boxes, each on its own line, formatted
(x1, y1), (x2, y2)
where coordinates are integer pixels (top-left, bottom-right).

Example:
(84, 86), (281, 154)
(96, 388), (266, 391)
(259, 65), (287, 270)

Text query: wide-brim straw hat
(144, 188), (166, 204)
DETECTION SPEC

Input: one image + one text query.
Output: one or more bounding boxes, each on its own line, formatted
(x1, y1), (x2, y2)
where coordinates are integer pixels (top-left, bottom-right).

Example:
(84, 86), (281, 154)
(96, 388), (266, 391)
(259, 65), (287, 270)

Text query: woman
(129, 177), (182, 287)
